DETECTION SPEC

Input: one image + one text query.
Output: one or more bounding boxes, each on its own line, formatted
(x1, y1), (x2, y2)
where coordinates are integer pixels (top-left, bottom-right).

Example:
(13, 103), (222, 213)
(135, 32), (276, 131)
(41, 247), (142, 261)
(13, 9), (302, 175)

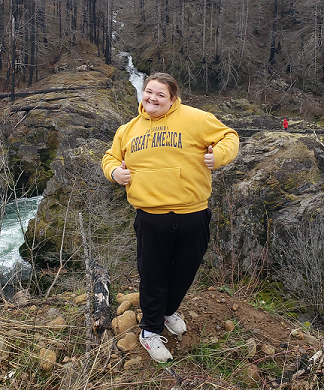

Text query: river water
(0, 196), (42, 271)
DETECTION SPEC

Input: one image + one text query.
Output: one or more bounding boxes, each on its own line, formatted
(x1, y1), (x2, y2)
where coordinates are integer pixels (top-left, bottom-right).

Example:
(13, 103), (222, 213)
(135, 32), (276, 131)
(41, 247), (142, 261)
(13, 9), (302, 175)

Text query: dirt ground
(113, 286), (322, 389)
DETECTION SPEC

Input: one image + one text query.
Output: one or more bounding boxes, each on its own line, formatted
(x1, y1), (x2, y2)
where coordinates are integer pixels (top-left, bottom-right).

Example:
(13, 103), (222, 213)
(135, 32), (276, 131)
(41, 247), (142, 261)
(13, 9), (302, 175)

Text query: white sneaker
(164, 312), (187, 335)
(139, 330), (173, 363)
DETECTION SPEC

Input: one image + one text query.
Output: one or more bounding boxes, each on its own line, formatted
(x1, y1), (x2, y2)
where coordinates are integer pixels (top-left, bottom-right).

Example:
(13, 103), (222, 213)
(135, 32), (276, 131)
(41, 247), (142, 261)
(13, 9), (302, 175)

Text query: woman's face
(142, 80), (176, 117)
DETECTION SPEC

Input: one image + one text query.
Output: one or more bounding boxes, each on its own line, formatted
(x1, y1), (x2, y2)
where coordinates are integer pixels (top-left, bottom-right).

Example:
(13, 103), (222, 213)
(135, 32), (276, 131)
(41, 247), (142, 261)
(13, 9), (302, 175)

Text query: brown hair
(143, 72), (179, 99)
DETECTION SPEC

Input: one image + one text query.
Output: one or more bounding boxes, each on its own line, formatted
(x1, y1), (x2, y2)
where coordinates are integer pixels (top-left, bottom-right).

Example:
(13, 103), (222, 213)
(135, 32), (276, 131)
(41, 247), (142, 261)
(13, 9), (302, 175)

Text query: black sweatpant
(134, 208), (211, 334)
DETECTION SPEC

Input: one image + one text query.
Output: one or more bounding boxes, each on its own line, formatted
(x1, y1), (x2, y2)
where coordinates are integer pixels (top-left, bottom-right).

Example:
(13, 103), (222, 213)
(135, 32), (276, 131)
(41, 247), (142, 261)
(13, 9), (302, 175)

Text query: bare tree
(28, 0), (36, 87)
(0, 0), (4, 72)
(273, 215), (324, 317)
(10, 15), (16, 101)
(105, 0), (113, 64)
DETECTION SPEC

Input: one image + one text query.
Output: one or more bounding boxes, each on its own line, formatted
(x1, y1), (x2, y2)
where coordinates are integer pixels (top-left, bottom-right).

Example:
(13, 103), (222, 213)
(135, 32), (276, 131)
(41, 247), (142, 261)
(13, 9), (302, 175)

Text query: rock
(74, 294), (87, 304)
(76, 64), (88, 71)
(112, 310), (137, 335)
(209, 336), (219, 344)
(232, 303), (239, 311)
(29, 305), (37, 312)
(246, 338), (257, 357)
(12, 289), (30, 306)
(117, 332), (137, 352)
(123, 356), (143, 370)
(46, 316), (67, 330)
(291, 329), (304, 340)
(210, 131), (324, 276)
(116, 292), (140, 306)
(116, 300), (131, 315)
(188, 310), (199, 318)
(224, 320), (235, 331)
(0, 335), (10, 361)
(116, 293), (124, 301)
(303, 334), (320, 348)
(47, 307), (59, 318)
(39, 348), (57, 371)
(291, 380), (311, 390)
(261, 343), (275, 355)
(245, 364), (262, 387)
(203, 335), (219, 345)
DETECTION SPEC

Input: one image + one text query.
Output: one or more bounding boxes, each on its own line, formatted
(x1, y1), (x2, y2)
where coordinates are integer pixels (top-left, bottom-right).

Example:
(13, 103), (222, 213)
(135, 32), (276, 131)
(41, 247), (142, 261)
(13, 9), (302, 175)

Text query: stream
(0, 196), (42, 272)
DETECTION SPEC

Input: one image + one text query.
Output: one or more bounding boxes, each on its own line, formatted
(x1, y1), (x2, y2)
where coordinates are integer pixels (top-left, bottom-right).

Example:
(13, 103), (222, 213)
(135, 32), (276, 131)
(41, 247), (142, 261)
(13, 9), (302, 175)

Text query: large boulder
(208, 130), (324, 272)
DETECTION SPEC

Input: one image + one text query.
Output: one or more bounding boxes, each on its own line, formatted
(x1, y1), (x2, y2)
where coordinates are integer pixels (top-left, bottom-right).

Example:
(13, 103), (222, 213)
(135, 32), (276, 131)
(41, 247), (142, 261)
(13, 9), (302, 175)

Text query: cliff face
(209, 131), (324, 273)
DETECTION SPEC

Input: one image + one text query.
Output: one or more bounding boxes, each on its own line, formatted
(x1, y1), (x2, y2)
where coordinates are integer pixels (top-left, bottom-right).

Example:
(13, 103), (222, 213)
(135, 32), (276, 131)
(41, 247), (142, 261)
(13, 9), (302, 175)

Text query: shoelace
(165, 313), (181, 323)
(145, 334), (168, 349)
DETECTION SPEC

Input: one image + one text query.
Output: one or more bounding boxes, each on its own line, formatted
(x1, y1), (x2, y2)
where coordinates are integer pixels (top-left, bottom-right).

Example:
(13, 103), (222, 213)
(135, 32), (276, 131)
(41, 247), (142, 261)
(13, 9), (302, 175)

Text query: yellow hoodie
(101, 98), (239, 214)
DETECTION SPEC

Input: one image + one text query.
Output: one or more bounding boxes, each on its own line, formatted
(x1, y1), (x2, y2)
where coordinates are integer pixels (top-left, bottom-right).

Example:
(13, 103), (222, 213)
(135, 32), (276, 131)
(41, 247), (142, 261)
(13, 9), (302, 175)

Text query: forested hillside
(1, 0), (324, 118)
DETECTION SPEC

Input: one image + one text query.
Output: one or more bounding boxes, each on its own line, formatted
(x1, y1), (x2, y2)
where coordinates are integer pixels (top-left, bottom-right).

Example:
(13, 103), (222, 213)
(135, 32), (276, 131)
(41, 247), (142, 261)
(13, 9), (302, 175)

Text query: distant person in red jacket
(283, 118), (288, 131)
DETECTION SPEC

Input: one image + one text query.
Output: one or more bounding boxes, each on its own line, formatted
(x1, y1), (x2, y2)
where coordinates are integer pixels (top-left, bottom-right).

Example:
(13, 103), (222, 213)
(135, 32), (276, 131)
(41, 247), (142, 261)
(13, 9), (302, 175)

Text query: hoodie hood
(138, 97), (182, 120)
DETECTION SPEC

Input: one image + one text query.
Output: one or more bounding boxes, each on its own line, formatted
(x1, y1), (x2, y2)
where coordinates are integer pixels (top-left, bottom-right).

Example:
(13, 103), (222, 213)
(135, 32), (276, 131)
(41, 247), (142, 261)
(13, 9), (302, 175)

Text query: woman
(101, 72), (239, 363)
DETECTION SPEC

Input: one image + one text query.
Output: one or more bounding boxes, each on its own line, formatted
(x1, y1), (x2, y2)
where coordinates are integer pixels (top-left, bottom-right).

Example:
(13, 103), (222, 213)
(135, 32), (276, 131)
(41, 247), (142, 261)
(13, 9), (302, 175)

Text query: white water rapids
(0, 196), (42, 271)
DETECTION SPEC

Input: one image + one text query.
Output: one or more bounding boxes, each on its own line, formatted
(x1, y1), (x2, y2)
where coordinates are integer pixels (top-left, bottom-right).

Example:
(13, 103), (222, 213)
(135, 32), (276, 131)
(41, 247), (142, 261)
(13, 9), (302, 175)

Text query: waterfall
(119, 52), (146, 103)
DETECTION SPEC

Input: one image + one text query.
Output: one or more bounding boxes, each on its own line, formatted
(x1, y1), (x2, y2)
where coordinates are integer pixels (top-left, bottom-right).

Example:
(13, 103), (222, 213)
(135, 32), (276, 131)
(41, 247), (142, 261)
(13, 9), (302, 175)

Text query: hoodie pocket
(127, 167), (193, 208)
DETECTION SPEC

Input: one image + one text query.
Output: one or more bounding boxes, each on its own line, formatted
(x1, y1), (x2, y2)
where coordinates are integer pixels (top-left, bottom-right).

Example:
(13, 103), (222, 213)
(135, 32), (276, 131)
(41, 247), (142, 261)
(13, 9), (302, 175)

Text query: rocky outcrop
(209, 131), (324, 272)
(0, 64), (137, 198)
(20, 136), (135, 269)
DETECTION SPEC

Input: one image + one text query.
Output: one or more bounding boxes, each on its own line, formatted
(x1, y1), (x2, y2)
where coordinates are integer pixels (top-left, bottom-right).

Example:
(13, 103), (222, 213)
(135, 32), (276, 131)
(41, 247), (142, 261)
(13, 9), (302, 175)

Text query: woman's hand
(204, 145), (215, 170)
(113, 161), (131, 185)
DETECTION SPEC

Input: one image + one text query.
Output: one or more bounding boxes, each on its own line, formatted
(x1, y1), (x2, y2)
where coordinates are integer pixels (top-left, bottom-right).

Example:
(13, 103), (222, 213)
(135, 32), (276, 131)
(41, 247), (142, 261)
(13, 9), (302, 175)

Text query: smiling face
(141, 80), (176, 118)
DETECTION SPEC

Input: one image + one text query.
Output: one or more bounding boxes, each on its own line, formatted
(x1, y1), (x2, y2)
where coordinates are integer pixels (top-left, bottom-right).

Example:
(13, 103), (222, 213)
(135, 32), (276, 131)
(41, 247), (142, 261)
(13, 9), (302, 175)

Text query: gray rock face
(209, 131), (324, 271)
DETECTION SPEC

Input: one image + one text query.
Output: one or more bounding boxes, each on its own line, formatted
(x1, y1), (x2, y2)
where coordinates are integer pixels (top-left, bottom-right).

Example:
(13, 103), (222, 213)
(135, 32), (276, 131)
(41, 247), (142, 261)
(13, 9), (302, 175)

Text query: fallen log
(79, 212), (111, 349)
(90, 258), (111, 339)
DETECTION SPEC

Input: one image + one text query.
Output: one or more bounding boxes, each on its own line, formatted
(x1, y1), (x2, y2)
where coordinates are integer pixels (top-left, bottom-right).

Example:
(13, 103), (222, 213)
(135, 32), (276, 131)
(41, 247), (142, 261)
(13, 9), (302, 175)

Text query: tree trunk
(10, 15), (16, 102)
(268, 0), (278, 67)
(0, 0), (4, 71)
(105, 0), (113, 64)
(28, 0), (36, 87)
(156, 0), (161, 59)
(22, 0), (29, 83)
(39, 0), (48, 45)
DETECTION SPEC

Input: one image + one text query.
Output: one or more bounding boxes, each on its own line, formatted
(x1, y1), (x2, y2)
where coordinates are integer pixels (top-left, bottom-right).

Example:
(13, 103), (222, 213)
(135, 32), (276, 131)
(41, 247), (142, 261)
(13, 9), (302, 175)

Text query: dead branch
(291, 349), (323, 381)
(79, 212), (94, 353)
(314, 130), (324, 148)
